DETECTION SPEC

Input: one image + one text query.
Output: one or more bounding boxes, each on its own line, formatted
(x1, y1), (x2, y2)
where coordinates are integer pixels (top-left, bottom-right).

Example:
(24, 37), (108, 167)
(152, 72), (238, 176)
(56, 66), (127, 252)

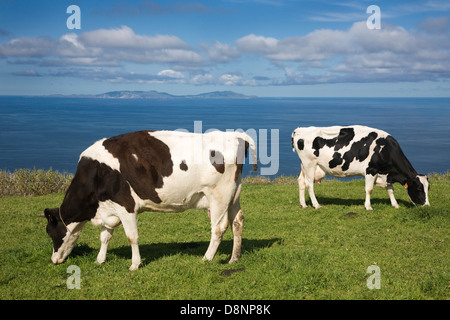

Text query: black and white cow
(42, 130), (257, 270)
(291, 125), (430, 210)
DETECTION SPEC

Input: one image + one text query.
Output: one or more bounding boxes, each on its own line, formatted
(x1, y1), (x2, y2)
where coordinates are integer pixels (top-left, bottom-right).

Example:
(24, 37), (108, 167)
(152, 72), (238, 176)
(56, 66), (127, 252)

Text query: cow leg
(120, 213), (141, 271)
(298, 167), (308, 208)
(308, 183), (321, 209)
(203, 201), (229, 262)
(386, 183), (399, 209)
(364, 174), (376, 210)
(228, 183), (244, 264)
(229, 208), (244, 264)
(95, 202), (122, 265)
(303, 164), (321, 209)
(97, 226), (114, 265)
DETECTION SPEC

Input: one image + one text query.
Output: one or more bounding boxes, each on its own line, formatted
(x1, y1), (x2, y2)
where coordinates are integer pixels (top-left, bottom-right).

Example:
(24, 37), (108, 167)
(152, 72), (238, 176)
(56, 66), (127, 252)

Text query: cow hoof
(299, 204), (308, 209)
(365, 207), (374, 211)
(313, 205), (322, 210)
(129, 264), (140, 271)
(228, 257), (240, 264)
(202, 256), (213, 263)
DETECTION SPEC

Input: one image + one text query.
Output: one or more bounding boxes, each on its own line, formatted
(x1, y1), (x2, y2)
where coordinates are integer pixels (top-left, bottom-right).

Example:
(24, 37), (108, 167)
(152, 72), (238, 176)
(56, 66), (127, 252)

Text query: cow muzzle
(51, 252), (67, 264)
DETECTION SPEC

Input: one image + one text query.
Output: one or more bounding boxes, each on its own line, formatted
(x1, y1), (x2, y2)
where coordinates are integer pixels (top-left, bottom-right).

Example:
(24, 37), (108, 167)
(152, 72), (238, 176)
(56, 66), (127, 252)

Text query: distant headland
(47, 90), (258, 100)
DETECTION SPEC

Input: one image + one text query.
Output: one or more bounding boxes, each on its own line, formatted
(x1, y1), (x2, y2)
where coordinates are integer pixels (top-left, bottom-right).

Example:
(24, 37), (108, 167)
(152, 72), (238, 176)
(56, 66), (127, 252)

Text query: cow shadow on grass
(311, 196), (413, 208)
(107, 238), (282, 267)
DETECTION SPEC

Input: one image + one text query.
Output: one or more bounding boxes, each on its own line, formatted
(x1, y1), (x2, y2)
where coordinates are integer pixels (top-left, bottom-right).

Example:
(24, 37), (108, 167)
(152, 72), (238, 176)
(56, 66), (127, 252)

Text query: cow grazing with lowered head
(42, 130), (257, 270)
(291, 125), (430, 210)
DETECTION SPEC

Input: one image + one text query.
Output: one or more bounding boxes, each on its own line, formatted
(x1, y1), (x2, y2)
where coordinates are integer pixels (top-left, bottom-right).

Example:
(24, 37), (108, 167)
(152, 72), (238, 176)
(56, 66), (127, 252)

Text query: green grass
(0, 178), (448, 300)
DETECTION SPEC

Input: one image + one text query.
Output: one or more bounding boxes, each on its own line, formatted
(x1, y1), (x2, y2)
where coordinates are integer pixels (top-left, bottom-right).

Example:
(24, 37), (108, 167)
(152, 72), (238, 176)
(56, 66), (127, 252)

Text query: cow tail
(243, 133), (258, 171)
(291, 128), (300, 152)
(291, 130), (296, 152)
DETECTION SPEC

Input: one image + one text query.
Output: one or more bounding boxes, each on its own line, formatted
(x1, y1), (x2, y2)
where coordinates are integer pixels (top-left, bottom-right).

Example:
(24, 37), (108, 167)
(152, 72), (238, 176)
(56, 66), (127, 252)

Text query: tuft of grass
(428, 171), (450, 181)
(242, 175), (298, 185)
(0, 168), (73, 197)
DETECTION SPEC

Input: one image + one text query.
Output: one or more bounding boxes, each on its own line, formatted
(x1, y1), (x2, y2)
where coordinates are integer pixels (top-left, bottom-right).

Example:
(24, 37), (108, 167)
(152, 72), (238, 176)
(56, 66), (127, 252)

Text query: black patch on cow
(322, 130), (377, 171)
(180, 160), (188, 171)
(312, 136), (333, 156)
(60, 157), (102, 220)
(313, 128), (355, 156)
(210, 150), (225, 174)
(103, 131), (173, 204)
(329, 152), (344, 168)
(340, 132), (378, 171)
(65, 157), (135, 215)
(234, 138), (249, 182)
(367, 135), (417, 183)
(297, 139), (304, 151)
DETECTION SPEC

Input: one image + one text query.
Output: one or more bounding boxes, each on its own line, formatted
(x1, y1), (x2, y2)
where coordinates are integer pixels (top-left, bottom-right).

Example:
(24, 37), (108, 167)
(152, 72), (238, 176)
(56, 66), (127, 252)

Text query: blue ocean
(0, 96), (449, 177)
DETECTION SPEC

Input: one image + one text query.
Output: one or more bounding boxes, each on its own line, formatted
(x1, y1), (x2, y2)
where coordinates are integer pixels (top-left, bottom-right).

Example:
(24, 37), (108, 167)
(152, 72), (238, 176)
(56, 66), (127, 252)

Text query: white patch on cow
(51, 221), (86, 264)
(79, 138), (121, 171)
(417, 175), (430, 206)
(132, 153), (138, 162)
(375, 174), (388, 188)
(95, 200), (123, 228)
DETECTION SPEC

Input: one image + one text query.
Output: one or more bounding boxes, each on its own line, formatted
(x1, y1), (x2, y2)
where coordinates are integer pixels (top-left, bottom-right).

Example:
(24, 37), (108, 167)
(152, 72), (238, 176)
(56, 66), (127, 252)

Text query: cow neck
(59, 207), (71, 234)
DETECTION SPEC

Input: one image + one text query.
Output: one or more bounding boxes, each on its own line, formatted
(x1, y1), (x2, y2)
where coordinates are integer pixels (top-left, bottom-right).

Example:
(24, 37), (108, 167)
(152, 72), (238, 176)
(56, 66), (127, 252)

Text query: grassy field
(0, 177), (448, 300)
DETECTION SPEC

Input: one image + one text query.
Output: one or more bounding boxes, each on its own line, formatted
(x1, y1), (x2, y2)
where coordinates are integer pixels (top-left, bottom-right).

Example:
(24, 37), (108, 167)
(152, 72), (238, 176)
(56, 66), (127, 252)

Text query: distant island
(49, 90), (258, 100)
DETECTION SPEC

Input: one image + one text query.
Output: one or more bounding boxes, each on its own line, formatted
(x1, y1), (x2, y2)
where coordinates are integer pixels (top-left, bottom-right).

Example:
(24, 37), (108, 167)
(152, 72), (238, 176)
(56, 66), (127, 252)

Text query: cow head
(43, 208), (85, 264)
(406, 175), (430, 206)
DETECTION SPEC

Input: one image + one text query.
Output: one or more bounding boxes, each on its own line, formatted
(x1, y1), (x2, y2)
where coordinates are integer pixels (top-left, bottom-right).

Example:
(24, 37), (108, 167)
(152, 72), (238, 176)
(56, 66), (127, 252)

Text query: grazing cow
(291, 125), (430, 210)
(42, 130), (257, 270)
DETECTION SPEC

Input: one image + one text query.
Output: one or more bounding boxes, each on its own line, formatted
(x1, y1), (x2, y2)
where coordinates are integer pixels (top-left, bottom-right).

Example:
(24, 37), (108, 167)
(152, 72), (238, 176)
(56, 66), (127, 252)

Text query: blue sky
(1, 0), (449, 97)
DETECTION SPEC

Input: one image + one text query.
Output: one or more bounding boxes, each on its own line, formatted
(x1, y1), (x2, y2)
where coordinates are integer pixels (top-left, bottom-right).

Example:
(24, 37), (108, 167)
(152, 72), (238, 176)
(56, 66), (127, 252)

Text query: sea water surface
(0, 96), (449, 177)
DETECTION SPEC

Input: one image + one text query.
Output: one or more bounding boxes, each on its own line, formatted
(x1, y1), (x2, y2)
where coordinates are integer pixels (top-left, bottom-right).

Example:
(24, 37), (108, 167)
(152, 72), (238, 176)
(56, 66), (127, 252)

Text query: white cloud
(235, 20), (450, 85)
(78, 26), (188, 49)
(206, 41), (241, 62)
(419, 16), (449, 34)
(236, 34), (278, 53)
(12, 69), (42, 77)
(49, 68), (187, 84)
(0, 36), (56, 57)
(157, 69), (184, 79)
(219, 73), (242, 86)
(0, 26), (203, 67)
(190, 73), (214, 85)
(218, 73), (258, 86)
